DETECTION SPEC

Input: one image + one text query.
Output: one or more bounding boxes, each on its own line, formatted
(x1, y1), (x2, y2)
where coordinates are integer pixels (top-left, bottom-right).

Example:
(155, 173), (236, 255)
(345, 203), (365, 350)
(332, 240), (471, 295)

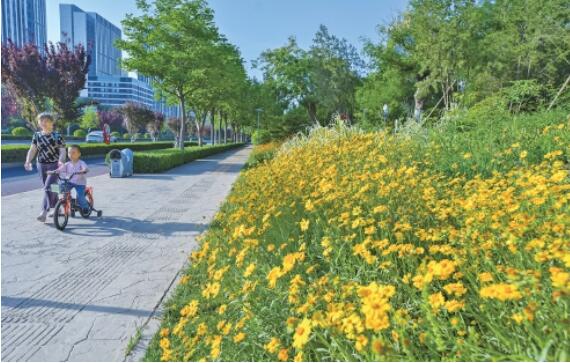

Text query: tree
(98, 109), (124, 131)
(166, 116), (190, 144)
(45, 41), (90, 128)
(147, 112), (165, 141)
(80, 106), (99, 130)
(1, 41), (50, 128)
(120, 102), (154, 142)
(117, 0), (221, 149)
(258, 25), (363, 125)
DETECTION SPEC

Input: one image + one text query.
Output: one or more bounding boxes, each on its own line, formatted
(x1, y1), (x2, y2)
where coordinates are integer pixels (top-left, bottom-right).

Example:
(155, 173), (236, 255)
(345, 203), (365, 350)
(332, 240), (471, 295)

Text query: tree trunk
(178, 96), (186, 150)
(223, 114), (228, 144)
(211, 109), (215, 145)
(306, 102), (318, 125)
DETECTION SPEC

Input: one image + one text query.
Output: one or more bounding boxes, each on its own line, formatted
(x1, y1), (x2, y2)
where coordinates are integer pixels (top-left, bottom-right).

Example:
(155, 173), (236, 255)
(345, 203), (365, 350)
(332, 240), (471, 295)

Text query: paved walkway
(1, 146), (251, 362)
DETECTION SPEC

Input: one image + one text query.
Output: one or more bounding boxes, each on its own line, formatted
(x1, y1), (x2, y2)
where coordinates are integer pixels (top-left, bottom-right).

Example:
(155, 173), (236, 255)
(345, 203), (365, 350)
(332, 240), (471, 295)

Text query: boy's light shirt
(56, 160), (88, 185)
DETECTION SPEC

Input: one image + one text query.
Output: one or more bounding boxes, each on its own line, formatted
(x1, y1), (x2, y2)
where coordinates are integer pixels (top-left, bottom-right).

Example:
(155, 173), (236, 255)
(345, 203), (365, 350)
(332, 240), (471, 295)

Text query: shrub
(11, 127), (32, 137)
(2, 141), (198, 163)
(111, 131), (121, 138)
(245, 142), (280, 168)
(73, 129), (87, 138)
(133, 143), (244, 173)
(123, 133), (130, 140)
(144, 133), (150, 139)
(252, 129), (271, 145)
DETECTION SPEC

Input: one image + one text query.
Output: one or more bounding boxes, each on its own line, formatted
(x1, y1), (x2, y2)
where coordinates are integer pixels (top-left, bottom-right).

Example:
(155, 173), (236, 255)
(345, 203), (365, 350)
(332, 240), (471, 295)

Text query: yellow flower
(267, 266), (283, 288)
(300, 218), (310, 231)
(478, 272), (493, 283)
(520, 150), (528, 159)
(160, 328), (170, 337)
(355, 335), (368, 351)
(371, 338), (384, 354)
(463, 152), (472, 159)
(292, 318), (312, 349)
(244, 263), (256, 277)
(278, 349), (289, 361)
(480, 283), (522, 301)
(294, 352), (303, 362)
(429, 292), (445, 312)
(233, 332), (246, 343)
(264, 337), (281, 353)
(511, 313), (524, 324)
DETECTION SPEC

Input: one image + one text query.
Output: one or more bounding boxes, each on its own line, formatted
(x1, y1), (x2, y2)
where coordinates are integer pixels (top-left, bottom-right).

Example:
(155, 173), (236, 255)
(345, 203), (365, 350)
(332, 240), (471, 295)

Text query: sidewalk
(1, 145), (251, 362)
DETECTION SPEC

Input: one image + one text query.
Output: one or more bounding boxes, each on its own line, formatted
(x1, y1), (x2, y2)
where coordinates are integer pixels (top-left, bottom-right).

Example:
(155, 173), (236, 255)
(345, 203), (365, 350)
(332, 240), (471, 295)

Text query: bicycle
(48, 171), (103, 231)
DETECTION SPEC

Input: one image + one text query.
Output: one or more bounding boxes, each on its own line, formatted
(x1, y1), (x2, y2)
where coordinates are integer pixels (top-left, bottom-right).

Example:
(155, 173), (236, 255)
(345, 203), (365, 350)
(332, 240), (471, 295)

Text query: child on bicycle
(52, 145), (90, 213)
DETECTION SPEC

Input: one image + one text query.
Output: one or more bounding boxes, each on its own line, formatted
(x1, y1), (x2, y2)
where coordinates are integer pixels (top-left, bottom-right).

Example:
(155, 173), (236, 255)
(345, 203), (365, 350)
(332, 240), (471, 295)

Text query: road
(1, 145), (250, 361)
(1, 157), (108, 196)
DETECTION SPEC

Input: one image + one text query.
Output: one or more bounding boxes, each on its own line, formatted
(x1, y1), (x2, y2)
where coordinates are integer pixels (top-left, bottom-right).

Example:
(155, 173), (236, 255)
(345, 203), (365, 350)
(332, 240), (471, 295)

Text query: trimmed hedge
(11, 127), (32, 137)
(133, 143), (244, 173)
(1, 141), (197, 163)
(1, 134), (84, 141)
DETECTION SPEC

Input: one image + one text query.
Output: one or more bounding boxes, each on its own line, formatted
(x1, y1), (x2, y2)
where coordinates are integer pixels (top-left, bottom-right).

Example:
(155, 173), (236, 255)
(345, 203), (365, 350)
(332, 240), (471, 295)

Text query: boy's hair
(69, 144), (82, 154)
(37, 112), (54, 123)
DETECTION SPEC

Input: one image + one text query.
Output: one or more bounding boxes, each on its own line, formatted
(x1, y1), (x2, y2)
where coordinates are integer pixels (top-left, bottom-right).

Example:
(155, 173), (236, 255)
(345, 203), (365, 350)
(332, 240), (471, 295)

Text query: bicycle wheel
(80, 192), (94, 219)
(53, 200), (69, 231)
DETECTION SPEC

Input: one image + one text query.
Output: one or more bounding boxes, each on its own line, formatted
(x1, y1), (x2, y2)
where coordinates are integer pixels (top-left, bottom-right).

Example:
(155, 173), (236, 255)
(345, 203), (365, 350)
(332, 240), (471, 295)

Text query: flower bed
(145, 113), (569, 361)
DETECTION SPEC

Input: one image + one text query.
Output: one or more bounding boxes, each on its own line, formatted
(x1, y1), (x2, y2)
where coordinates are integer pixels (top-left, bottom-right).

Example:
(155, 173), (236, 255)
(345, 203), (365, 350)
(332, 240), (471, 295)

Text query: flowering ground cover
(145, 111), (569, 361)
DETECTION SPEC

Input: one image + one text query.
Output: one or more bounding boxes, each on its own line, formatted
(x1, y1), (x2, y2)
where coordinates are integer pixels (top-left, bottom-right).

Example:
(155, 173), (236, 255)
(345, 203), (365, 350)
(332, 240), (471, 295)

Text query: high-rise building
(59, 3), (121, 76)
(1, 0), (47, 48)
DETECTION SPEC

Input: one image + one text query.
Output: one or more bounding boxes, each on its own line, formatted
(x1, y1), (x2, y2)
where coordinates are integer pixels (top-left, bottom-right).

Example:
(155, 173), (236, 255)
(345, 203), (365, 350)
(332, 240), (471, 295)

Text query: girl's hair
(37, 112), (54, 123)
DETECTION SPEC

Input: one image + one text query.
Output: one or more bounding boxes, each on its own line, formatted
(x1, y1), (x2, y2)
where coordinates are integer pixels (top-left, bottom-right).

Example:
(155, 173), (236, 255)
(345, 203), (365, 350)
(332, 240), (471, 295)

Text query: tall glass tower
(1, 0), (47, 48)
(59, 3), (122, 76)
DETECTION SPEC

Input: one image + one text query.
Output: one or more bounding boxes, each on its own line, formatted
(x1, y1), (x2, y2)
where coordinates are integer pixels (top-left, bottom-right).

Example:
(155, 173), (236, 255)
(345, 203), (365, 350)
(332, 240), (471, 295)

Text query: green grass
(125, 326), (143, 357)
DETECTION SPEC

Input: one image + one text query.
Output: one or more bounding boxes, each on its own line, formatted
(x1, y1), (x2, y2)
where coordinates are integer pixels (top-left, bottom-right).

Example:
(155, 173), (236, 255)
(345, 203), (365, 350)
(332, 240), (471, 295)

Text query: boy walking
(24, 113), (67, 222)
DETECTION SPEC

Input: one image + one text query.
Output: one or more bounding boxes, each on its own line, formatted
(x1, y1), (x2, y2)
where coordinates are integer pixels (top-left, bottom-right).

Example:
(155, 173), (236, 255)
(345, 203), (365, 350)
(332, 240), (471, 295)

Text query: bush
(245, 142), (280, 168)
(1, 141), (198, 163)
(133, 143), (244, 173)
(252, 129), (271, 145)
(111, 131), (121, 138)
(123, 133), (130, 140)
(11, 127), (32, 137)
(144, 133), (150, 139)
(73, 129), (87, 138)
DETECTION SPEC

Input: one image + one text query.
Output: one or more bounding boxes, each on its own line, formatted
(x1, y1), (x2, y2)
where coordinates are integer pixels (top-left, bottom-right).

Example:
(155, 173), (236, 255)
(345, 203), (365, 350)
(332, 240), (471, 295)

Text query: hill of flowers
(146, 113), (569, 361)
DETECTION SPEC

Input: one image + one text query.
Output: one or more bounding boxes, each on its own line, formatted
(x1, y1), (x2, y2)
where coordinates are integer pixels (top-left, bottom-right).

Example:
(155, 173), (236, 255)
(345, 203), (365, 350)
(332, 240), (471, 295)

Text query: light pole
(255, 108), (263, 129)
(383, 104), (389, 124)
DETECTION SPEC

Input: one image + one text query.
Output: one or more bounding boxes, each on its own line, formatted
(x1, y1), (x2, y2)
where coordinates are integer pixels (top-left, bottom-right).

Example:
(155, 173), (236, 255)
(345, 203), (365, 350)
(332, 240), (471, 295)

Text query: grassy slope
(145, 109), (569, 362)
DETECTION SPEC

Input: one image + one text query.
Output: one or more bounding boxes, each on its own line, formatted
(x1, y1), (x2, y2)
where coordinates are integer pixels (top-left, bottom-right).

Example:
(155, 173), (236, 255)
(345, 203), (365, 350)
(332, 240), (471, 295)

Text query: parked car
(85, 130), (118, 143)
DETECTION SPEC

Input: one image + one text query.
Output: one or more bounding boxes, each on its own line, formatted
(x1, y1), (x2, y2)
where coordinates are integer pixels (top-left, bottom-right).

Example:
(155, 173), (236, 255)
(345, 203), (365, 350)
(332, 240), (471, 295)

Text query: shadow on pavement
(59, 215), (208, 238)
(1, 296), (154, 317)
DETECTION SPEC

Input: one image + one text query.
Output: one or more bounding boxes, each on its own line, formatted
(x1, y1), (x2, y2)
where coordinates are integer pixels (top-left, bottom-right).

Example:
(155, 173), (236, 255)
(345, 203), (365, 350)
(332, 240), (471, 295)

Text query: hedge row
(133, 143), (244, 173)
(1, 141), (197, 163)
(1, 134), (85, 141)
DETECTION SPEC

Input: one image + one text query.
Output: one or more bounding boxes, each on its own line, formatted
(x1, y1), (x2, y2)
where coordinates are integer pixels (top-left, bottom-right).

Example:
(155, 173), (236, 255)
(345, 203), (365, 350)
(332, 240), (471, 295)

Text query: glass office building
(84, 75), (179, 117)
(1, 0), (47, 48)
(59, 3), (122, 76)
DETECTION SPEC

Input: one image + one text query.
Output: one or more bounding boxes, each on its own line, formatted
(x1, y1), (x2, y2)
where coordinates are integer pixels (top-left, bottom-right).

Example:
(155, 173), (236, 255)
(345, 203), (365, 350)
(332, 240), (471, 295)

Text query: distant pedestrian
(24, 113), (67, 222)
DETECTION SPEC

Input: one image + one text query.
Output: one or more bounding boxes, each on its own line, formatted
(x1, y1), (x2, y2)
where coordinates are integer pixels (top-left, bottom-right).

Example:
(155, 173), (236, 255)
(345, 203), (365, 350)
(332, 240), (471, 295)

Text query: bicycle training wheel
(80, 193), (94, 219)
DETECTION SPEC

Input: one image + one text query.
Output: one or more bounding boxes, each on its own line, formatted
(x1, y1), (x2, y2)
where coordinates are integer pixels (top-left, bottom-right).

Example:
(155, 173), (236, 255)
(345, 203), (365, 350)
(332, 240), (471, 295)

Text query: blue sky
(46, 0), (409, 78)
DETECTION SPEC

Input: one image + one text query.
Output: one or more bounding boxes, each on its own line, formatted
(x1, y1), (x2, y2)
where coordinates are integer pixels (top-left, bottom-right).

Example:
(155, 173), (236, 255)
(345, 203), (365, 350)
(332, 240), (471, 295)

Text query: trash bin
(109, 148), (133, 178)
